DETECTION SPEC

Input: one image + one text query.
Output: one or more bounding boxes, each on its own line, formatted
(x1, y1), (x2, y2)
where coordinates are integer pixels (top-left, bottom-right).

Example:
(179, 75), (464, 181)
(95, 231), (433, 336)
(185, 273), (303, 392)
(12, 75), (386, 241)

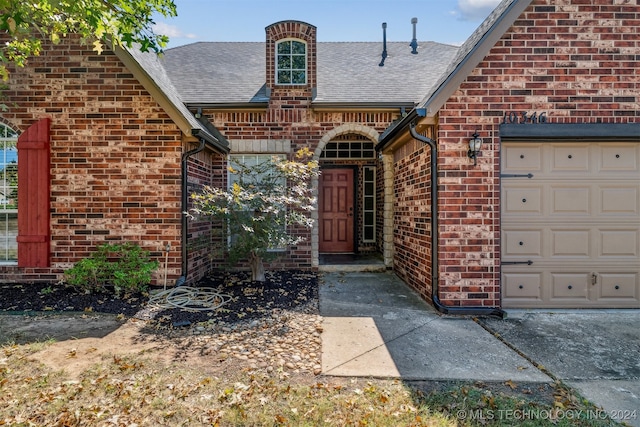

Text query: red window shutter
(17, 118), (51, 267)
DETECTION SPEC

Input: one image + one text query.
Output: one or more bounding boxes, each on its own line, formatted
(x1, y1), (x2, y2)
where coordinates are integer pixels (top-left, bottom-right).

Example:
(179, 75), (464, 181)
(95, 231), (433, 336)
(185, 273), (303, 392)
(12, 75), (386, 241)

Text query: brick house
(1, 0), (638, 312)
(378, 0), (639, 313)
(0, 19), (457, 286)
(159, 21), (457, 273)
(0, 35), (229, 286)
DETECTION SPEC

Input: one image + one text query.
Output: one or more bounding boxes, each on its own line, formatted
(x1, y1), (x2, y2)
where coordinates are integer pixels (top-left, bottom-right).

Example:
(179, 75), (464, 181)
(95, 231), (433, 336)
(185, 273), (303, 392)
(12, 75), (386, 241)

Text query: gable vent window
(321, 134), (376, 159)
(276, 40), (307, 85)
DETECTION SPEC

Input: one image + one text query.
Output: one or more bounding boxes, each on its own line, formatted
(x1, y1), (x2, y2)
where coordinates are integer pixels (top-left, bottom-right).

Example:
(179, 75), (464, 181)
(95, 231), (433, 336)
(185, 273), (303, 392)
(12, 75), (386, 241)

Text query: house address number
(502, 111), (547, 124)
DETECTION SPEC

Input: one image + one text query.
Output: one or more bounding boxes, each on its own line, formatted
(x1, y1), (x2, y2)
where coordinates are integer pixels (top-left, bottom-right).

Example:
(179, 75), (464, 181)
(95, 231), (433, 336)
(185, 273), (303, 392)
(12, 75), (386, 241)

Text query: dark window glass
(276, 40), (306, 85)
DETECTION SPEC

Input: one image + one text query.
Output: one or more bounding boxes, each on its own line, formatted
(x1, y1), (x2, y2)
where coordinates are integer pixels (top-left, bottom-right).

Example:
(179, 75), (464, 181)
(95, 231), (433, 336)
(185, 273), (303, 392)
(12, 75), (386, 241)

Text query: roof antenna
(410, 17), (418, 54)
(379, 22), (388, 66)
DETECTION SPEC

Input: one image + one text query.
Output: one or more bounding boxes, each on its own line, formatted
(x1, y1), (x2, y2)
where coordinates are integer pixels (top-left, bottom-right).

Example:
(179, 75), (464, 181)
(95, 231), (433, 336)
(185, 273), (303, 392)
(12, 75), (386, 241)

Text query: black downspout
(177, 137), (206, 286)
(409, 121), (505, 318)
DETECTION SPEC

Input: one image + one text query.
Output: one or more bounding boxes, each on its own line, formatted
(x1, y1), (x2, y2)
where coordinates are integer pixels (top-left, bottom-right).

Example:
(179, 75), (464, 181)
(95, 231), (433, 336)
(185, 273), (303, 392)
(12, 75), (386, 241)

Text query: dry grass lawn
(0, 314), (621, 426)
(1, 336), (453, 426)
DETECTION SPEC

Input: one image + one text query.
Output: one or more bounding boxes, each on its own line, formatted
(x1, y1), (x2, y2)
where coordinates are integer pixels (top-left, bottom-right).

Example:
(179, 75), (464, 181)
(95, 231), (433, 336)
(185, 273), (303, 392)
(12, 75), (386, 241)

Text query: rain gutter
(177, 136), (207, 286)
(186, 102), (268, 110)
(311, 102), (416, 111)
(409, 112), (505, 318)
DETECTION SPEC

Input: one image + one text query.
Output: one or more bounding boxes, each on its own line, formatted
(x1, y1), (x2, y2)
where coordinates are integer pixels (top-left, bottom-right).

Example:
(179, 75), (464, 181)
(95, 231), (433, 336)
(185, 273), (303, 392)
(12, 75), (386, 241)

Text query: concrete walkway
(319, 271), (640, 426)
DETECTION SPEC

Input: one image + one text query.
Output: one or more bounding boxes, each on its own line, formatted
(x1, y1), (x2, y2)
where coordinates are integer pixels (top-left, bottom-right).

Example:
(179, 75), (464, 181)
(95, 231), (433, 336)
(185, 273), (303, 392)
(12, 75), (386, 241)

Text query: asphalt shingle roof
(161, 41), (459, 106)
(127, 47), (203, 128)
(316, 42), (458, 104)
(122, 46), (228, 151)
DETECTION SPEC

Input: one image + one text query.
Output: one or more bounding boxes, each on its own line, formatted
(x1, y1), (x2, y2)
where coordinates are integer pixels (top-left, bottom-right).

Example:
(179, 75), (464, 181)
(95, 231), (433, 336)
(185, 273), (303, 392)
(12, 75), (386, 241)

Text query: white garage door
(501, 141), (640, 308)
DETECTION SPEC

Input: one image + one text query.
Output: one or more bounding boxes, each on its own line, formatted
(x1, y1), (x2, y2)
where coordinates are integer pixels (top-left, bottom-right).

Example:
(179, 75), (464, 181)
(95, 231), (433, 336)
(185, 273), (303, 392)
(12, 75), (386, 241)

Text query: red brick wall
(0, 35), (192, 285)
(393, 0), (639, 307)
(393, 140), (434, 303)
(185, 149), (228, 281)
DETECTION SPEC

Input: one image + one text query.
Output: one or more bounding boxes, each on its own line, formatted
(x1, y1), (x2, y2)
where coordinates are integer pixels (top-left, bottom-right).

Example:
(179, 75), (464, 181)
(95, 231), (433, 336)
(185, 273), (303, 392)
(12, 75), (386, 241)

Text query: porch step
(318, 263), (387, 273)
(318, 253), (386, 273)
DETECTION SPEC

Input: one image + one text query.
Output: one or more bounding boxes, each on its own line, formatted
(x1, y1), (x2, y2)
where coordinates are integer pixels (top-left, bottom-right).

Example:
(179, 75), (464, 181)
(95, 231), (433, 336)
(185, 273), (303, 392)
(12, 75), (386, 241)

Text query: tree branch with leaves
(0, 0), (177, 81)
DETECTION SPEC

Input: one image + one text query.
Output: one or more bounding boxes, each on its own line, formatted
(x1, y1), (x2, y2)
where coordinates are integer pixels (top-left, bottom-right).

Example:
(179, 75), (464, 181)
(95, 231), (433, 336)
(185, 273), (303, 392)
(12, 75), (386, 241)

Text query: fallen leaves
(552, 380), (581, 411)
(0, 348), (608, 427)
(112, 355), (143, 372)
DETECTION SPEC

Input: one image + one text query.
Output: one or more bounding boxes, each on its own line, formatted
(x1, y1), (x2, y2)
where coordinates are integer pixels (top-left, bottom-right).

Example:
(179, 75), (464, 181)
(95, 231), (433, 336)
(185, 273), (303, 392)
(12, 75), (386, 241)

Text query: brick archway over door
(311, 124), (380, 267)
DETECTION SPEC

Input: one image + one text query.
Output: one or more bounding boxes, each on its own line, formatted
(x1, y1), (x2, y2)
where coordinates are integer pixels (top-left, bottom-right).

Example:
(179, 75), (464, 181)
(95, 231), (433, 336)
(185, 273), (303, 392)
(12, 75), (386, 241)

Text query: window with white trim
(0, 124), (18, 263)
(276, 39), (307, 85)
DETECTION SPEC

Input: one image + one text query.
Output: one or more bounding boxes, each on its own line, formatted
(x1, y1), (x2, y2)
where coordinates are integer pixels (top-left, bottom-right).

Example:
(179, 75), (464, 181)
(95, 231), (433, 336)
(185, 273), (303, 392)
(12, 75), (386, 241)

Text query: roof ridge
(165, 40), (456, 50)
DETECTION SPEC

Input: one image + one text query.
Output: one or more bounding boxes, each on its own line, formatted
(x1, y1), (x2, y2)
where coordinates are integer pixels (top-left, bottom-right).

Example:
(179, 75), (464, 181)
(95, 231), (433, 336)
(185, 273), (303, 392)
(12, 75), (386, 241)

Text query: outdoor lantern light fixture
(467, 131), (482, 166)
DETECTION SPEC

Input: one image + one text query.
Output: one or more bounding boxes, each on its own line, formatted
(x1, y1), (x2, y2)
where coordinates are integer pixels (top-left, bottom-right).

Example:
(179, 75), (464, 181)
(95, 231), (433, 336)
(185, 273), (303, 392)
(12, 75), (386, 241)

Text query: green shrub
(64, 242), (158, 297)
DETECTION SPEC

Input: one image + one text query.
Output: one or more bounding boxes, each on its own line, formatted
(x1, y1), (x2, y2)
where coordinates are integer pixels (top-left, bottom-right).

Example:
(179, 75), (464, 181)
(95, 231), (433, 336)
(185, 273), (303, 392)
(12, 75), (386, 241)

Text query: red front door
(319, 168), (354, 253)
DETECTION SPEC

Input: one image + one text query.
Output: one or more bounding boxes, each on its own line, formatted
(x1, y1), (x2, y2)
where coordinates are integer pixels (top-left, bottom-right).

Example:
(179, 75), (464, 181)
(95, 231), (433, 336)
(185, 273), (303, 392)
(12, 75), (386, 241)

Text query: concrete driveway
(319, 271), (640, 427)
(479, 310), (640, 427)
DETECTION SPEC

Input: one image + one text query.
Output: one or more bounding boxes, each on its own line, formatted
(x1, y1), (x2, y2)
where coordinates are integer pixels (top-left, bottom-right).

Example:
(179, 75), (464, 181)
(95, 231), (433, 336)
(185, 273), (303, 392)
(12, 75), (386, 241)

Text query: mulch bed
(0, 270), (319, 326)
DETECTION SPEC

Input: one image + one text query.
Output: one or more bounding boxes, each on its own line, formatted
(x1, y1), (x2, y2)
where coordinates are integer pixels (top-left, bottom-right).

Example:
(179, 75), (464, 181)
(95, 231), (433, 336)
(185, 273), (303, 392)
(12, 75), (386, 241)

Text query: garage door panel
(503, 144), (543, 172)
(504, 230), (542, 256)
(551, 186), (591, 215)
(502, 140), (640, 309)
(552, 230), (591, 257)
(600, 230), (638, 257)
(599, 144), (638, 171)
(503, 273), (542, 299)
(600, 186), (639, 215)
(551, 144), (590, 172)
(503, 187), (542, 215)
(551, 273), (589, 300)
(598, 273), (638, 300)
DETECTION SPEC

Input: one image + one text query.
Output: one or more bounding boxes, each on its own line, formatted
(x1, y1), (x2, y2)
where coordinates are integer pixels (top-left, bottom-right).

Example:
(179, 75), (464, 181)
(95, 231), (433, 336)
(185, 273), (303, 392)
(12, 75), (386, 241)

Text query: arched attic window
(276, 39), (307, 85)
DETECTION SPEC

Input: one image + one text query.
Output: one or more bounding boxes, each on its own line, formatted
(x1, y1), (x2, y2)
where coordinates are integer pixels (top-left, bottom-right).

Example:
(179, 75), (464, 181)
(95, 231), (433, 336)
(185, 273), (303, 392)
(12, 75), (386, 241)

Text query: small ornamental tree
(189, 148), (320, 282)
